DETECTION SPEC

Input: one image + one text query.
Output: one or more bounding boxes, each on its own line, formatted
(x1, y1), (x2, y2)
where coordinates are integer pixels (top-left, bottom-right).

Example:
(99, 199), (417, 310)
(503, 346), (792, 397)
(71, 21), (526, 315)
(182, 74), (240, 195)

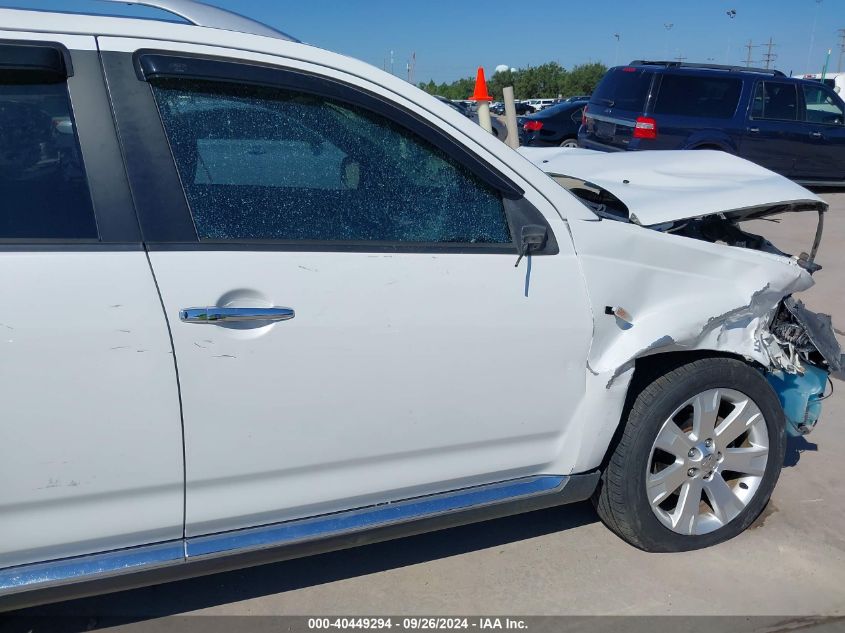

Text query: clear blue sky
(6, 0), (845, 82)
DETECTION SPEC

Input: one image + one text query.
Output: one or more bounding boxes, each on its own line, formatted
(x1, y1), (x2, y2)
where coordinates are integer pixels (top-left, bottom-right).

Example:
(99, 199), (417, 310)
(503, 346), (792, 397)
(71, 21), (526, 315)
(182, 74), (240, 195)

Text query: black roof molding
(628, 60), (786, 77)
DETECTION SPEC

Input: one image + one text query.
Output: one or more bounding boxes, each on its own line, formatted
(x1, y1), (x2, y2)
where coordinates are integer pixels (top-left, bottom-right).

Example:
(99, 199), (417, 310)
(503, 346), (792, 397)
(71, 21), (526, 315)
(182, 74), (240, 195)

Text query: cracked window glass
(152, 78), (511, 244)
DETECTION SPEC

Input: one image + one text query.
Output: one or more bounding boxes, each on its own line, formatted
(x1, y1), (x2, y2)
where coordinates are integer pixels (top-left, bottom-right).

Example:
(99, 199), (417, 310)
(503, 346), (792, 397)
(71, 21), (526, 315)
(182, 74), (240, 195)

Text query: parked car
(516, 101), (536, 115)
(0, 1), (841, 609)
(434, 95), (471, 117)
(579, 61), (845, 185)
(493, 101), (536, 115)
(434, 95), (508, 141)
(458, 99), (477, 113)
(520, 99), (588, 147)
(526, 98), (557, 111)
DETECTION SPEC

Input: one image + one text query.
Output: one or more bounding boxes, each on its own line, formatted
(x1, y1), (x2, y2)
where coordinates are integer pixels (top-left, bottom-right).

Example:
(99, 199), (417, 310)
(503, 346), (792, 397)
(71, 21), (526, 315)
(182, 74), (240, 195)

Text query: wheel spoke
(715, 398), (763, 449)
(654, 420), (694, 459)
(721, 446), (768, 476)
(646, 385), (770, 537)
(704, 473), (745, 525)
(692, 389), (720, 441)
(671, 479), (704, 535)
(647, 462), (688, 506)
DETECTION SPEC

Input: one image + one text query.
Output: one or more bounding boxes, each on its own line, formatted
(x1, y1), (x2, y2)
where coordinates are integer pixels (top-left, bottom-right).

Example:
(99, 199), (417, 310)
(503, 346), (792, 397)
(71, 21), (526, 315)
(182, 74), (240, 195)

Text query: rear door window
(590, 68), (653, 111)
(802, 84), (845, 125)
(654, 74), (742, 119)
(751, 82), (799, 121)
(0, 61), (97, 240)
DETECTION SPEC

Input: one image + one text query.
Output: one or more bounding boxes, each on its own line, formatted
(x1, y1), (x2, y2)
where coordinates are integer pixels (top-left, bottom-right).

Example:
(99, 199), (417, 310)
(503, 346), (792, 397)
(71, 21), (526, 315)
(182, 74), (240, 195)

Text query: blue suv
(579, 61), (845, 185)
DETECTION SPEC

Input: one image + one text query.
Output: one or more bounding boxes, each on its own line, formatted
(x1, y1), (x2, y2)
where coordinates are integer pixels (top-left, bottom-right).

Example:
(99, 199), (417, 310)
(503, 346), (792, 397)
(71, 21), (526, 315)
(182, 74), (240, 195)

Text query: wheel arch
(682, 131), (738, 154)
(598, 349), (758, 471)
(591, 350), (789, 551)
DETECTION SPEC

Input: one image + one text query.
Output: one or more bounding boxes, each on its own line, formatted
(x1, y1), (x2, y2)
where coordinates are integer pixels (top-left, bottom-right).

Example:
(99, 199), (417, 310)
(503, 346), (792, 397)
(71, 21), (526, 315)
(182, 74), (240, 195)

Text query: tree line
(419, 62), (608, 101)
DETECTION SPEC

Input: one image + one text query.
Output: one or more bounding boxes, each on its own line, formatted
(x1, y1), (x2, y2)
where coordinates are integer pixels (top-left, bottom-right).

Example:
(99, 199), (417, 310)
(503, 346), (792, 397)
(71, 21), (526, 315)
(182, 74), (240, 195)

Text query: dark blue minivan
(579, 61), (845, 185)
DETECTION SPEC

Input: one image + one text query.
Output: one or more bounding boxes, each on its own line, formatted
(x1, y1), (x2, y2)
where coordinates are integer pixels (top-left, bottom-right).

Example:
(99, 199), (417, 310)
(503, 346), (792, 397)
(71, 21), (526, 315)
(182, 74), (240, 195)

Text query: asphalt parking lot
(17, 193), (845, 622)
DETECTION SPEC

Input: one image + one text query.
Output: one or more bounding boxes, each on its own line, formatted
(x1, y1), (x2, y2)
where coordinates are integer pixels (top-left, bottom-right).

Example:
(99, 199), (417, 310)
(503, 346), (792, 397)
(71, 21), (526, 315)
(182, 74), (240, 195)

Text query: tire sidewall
(623, 360), (787, 552)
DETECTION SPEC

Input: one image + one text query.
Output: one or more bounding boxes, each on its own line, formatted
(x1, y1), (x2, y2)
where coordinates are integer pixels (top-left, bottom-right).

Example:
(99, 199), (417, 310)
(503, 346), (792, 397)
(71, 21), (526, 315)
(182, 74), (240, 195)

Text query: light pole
(725, 9), (737, 64)
(613, 33), (621, 66)
(806, 0), (823, 72)
(664, 23), (674, 59)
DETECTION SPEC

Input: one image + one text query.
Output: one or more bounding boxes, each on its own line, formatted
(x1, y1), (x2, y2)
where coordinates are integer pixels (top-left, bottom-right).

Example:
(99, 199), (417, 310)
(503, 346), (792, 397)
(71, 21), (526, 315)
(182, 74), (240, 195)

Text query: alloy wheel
(646, 388), (770, 536)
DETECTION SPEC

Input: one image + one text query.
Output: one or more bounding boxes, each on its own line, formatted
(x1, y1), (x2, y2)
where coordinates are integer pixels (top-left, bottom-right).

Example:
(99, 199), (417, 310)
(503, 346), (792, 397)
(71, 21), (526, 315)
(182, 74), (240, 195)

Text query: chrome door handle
(810, 131), (823, 139)
(179, 307), (295, 324)
(748, 127), (760, 134)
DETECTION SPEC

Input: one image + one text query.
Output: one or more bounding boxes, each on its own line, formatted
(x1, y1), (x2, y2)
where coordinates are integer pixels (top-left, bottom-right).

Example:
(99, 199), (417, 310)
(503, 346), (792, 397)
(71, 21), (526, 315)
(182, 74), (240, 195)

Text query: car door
(796, 83), (845, 181)
(741, 81), (806, 176)
(0, 35), (184, 570)
(100, 42), (594, 538)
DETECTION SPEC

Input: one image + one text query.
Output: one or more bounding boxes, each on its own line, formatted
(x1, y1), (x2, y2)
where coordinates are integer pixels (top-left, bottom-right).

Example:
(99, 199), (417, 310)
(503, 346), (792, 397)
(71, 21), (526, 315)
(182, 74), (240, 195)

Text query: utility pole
(725, 9), (737, 64)
(762, 37), (777, 70)
(664, 23), (674, 59)
(806, 0), (822, 71)
(674, 54), (687, 63)
(744, 40), (756, 67)
(838, 29), (845, 72)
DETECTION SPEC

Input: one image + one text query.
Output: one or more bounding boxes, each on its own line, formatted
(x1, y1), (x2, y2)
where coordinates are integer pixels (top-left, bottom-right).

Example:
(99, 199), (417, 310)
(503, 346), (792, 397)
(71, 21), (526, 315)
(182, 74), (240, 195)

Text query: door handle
(810, 131), (823, 139)
(179, 306), (295, 324)
(748, 127), (760, 134)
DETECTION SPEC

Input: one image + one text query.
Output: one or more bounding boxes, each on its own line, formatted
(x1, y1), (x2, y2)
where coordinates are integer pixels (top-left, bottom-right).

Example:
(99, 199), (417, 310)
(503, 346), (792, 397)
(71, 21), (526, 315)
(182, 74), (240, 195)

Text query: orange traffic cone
(468, 67), (493, 102)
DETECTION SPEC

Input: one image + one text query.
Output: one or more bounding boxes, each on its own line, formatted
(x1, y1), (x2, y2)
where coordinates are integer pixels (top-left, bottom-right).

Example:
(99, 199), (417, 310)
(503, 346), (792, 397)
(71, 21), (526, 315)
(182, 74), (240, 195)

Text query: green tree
(419, 79), (437, 94)
(419, 61), (607, 101)
(564, 62), (608, 96)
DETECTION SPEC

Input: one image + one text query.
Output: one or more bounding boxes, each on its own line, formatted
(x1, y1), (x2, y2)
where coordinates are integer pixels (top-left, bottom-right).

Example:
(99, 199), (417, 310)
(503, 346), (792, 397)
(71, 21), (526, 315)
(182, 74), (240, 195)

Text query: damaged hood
(519, 147), (827, 225)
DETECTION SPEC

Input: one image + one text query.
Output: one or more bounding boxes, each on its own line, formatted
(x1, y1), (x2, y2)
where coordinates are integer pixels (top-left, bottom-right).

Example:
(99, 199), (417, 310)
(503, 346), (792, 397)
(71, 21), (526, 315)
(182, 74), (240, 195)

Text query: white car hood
(518, 147), (827, 226)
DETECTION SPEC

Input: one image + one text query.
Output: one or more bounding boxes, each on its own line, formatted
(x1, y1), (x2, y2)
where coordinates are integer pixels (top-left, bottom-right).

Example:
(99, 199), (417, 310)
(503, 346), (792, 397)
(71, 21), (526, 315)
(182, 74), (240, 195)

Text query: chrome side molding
(1, 474), (596, 603)
(187, 475), (567, 558)
(0, 542), (184, 594)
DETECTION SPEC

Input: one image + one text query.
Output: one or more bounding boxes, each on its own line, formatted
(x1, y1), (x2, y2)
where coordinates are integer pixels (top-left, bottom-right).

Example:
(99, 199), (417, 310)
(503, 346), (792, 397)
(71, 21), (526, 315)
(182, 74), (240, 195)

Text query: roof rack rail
(98, 0), (299, 42)
(628, 60), (785, 77)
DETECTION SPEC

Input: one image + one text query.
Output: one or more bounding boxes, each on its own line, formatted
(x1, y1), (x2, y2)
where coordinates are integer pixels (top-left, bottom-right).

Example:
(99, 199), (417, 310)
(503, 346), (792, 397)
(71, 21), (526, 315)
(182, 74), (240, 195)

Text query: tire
(560, 138), (579, 148)
(593, 357), (787, 552)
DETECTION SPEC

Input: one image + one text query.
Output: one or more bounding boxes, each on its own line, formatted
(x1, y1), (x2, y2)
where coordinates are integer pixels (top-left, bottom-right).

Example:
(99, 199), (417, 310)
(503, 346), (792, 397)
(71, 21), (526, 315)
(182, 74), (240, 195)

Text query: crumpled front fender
(569, 219), (814, 385)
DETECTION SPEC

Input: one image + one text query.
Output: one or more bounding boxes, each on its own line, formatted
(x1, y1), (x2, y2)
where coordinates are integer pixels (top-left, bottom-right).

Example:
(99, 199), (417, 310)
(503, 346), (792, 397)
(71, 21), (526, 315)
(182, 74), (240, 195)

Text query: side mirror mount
(515, 224), (548, 268)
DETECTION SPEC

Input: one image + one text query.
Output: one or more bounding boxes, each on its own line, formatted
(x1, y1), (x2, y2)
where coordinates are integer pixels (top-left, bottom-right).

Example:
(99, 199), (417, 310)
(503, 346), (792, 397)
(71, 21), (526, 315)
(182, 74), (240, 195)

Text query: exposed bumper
(767, 364), (830, 437)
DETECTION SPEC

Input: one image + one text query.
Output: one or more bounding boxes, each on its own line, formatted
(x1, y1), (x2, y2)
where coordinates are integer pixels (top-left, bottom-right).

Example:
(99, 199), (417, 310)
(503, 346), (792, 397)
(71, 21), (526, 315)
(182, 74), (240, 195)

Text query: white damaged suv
(0, 0), (841, 608)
